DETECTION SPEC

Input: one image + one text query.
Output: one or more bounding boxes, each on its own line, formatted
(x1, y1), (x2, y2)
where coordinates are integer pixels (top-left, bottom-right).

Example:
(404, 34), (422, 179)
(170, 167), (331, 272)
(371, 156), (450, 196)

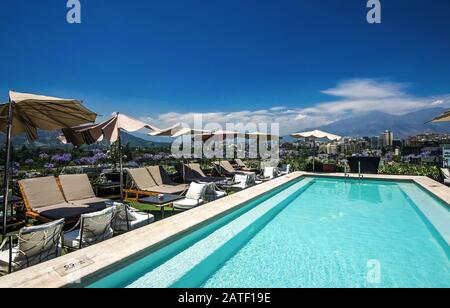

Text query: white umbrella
(291, 130), (341, 141)
(1, 91), (97, 237)
(290, 130), (341, 171)
(60, 113), (160, 199)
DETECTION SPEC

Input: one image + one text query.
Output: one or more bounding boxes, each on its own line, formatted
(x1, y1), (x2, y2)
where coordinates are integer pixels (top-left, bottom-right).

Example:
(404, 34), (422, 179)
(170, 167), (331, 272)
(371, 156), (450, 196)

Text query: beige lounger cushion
(216, 161), (236, 174)
(146, 166), (172, 185)
(129, 167), (187, 194)
(148, 185), (187, 195)
(235, 159), (246, 168)
(128, 168), (158, 190)
(59, 174), (96, 201)
(20, 177), (66, 209)
(188, 164), (207, 178)
(147, 166), (188, 192)
(186, 164), (225, 182)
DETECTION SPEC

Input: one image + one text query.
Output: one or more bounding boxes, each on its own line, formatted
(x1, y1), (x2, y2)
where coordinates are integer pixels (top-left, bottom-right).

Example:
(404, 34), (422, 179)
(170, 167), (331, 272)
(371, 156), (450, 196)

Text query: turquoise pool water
(88, 177), (450, 288)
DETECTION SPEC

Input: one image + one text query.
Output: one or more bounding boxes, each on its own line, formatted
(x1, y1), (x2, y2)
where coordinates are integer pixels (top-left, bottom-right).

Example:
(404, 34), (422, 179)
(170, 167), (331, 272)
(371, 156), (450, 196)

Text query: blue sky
(1, 0), (450, 134)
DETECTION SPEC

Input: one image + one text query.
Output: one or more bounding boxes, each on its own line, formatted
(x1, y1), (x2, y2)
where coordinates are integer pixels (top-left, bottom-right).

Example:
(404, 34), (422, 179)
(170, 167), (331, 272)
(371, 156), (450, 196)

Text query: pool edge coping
(0, 172), (448, 288)
(0, 172), (304, 288)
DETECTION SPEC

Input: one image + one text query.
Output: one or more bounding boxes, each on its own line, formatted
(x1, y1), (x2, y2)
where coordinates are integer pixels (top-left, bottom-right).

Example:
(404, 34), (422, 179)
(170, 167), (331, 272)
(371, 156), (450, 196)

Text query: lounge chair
(441, 168), (450, 185)
(183, 163), (226, 183)
(279, 164), (291, 175)
(146, 166), (189, 193)
(173, 182), (208, 210)
(108, 202), (154, 232)
(213, 161), (255, 178)
(0, 219), (64, 273)
(63, 207), (115, 250)
(58, 174), (109, 211)
(234, 159), (254, 171)
(124, 168), (188, 202)
(231, 174), (252, 190)
(260, 167), (279, 180)
(204, 182), (227, 201)
(19, 176), (98, 223)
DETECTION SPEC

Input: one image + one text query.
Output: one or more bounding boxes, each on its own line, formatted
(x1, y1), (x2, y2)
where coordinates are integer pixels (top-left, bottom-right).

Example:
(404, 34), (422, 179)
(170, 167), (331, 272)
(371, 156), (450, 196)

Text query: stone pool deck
(0, 172), (448, 288)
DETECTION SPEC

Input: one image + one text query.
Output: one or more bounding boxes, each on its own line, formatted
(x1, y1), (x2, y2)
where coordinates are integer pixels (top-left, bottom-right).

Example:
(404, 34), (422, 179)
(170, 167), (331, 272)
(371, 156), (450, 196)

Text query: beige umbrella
(60, 113), (160, 198)
(149, 126), (211, 180)
(202, 130), (246, 160)
(0, 91), (96, 140)
(290, 130), (341, 171)
(148, 123), (184, 137)
(172, 128), (212, 139)
(430, 110), (450, 123)
(245, 131), (279, 159)
(1, 91), (97, 237)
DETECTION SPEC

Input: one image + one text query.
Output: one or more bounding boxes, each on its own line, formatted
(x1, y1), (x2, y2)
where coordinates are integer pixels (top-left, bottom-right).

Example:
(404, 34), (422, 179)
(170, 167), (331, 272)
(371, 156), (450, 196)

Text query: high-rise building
(381, 130), (394, 148)
(370, 136), (381, 149)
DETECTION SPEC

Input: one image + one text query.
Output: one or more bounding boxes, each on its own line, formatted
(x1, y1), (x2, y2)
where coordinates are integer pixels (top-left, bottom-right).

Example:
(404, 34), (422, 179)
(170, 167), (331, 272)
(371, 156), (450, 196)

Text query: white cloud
(431, 100), (444, 106)
(321, 79), (405, 99)
(142, 79), (450, 136)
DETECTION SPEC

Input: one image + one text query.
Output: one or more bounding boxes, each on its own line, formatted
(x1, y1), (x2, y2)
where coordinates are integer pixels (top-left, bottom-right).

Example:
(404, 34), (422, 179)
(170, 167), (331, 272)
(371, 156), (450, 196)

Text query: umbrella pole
(2, 102), (13, 239)
(313, 138), (316, 172)
(118, 129), (124, 201)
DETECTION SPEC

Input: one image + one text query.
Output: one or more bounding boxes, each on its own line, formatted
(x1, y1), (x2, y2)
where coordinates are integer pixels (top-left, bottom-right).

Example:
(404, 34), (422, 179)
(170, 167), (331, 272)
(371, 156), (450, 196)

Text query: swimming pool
(88, 177), (450, 288)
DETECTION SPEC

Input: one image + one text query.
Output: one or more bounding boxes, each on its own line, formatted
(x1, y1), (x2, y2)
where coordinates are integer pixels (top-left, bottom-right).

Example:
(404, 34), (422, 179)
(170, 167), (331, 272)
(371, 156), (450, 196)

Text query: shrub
(379, 162), (441, 181)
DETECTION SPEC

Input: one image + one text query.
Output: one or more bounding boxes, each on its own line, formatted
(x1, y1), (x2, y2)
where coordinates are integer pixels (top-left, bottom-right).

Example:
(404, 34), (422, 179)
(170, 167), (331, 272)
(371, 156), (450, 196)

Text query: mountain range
(284, 107), (450, 140)
(1, 108), (449, 147)
(0, 130), (169, 149)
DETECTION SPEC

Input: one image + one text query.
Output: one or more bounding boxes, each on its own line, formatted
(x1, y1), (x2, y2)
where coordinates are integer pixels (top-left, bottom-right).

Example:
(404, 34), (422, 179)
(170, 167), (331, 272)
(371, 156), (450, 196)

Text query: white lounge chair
(279, 164), (291, 175)
(172, 182), (208, 210)
(231, 174), (251, 190)
(63, 207), (115, 250)
(204, 183), (227, 201)
(260, 167), (279, 181)
(441, 168), (450, 185)
(109, 202), (155, 232)
(0, 219), (64, 273)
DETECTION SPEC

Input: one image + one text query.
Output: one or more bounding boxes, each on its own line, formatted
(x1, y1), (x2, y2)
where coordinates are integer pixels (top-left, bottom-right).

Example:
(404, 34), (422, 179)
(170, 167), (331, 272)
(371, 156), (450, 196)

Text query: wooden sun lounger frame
(18, 178), (80, 224)
(123, 185), (160, 203)
(124, 168), (188, 203)
(123, 184), (188, 203)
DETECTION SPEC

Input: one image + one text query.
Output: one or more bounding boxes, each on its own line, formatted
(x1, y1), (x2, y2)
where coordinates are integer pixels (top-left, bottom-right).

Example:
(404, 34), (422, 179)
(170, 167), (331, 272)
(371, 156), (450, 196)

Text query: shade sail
(203, 130), (246, 142)
(430, 110), (450, 123)
(172, 128), (212, 138)
(149, 123), (184, 136)
(245, 131), (279, 140)
(291, 130), (341, 141)
(60, 113), (160, 146)
(0, 91), (97, 141)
